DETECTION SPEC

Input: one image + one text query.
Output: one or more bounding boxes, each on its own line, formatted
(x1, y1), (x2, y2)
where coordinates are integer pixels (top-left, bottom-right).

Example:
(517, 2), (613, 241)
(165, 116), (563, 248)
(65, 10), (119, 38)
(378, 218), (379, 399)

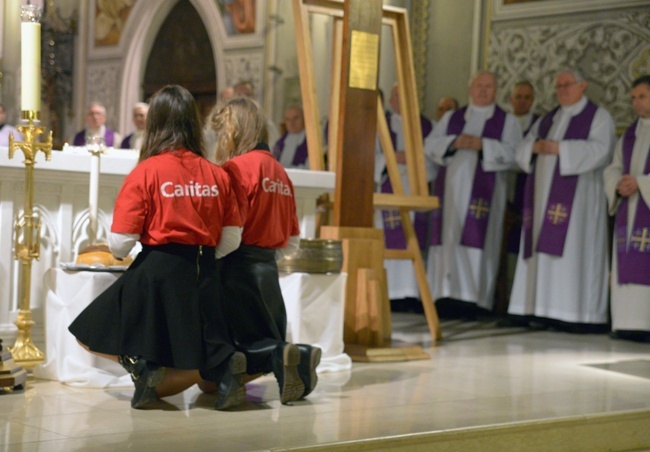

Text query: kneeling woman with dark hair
(69, 85), (246, 410)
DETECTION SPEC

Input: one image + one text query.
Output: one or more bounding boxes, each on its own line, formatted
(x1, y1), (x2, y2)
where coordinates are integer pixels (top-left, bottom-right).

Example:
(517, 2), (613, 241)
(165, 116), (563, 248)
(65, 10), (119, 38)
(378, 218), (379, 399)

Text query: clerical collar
(287, 130), (306, 139)
(87, 125), (106, 137)
(468, 103), (495, 114)
(639, 117), (650, 127)
(560, 96), (587, 115)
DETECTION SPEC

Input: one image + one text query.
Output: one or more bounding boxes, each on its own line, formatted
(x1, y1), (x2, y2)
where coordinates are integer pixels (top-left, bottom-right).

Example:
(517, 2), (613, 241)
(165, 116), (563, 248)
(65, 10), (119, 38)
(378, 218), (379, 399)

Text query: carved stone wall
(487, 9), (650, 129)
(223, 52), (266, 102)
(86, 62), (123, 133)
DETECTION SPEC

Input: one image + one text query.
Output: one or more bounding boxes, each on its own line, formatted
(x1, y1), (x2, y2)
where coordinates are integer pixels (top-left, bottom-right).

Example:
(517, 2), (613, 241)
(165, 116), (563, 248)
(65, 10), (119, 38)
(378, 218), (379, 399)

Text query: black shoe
(272, 343), (304, 404)
(119, 355), (166, 409)
(216, 351), (247, 411)
(296, 344), (321, 399)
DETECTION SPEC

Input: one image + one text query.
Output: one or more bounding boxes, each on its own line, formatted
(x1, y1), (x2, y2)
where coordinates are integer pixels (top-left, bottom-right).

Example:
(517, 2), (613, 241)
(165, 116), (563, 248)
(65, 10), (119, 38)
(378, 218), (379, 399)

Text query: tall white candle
(21, 21), (41, 112)
(88, 151), (100, 245)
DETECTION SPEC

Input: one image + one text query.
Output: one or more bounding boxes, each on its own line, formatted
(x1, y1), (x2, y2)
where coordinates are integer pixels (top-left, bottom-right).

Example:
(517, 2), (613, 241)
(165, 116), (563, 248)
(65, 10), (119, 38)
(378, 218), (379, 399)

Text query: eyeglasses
(555, 82), (578, 90)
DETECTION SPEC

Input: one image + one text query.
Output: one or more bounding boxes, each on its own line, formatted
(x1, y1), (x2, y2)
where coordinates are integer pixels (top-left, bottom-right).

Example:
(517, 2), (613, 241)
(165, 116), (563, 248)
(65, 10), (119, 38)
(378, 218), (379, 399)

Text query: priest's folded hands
(453, 133), (483, 151)
(532, 139), (559, 155)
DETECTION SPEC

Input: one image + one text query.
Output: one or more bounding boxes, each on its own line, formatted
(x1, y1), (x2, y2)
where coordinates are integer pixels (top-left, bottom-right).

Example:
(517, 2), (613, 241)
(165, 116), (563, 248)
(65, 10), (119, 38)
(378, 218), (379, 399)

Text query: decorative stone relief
(488, 10), (650, 129)
(224, 52), (265, 102)
(87, 63), (123, 130)
(411, 0), (430, 109)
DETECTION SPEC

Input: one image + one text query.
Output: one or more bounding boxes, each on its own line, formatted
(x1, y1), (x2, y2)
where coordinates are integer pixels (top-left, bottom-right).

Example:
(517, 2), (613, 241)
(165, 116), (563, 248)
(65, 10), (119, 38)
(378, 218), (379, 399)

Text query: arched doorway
(142, 0), (216, 119)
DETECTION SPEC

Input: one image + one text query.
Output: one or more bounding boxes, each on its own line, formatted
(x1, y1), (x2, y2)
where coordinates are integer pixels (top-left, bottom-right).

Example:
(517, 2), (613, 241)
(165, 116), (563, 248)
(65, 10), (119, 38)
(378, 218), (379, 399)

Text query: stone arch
(117, 0), (227, 133)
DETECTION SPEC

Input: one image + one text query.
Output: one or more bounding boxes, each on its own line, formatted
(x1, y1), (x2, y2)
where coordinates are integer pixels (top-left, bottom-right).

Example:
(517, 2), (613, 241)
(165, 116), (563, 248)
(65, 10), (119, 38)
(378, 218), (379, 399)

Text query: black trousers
(220, 244), (287, 374)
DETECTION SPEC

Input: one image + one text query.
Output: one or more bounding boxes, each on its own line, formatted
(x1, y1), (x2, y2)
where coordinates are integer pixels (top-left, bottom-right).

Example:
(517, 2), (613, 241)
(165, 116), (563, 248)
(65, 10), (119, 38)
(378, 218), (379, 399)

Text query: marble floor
(2, 313), (650, 451)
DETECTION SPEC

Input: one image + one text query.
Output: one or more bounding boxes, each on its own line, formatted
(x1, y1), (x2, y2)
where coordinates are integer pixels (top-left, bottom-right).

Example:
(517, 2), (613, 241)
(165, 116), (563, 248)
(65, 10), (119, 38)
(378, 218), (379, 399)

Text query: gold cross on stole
(469, 198), (490, 219)
(546, 203), (567, 225)
(384, 209), (401, 229)
(630, 228), (650, 252)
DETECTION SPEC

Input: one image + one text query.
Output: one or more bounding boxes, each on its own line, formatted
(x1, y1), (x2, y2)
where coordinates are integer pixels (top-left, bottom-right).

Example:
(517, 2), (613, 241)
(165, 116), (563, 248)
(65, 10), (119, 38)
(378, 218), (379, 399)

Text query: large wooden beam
(331, 0), (382, 227)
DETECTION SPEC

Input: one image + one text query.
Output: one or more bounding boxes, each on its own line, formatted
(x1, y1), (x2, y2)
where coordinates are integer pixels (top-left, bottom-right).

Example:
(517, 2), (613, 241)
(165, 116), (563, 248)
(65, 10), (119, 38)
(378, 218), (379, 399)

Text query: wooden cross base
(345, 340), (429, 363)
(0, 340), (27, 391)
(320, 226), (429, 362)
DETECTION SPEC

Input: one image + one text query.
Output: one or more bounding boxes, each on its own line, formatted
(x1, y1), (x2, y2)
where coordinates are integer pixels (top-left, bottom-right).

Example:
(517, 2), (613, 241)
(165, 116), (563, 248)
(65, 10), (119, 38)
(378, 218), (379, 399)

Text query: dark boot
(118, 355), (166, 409)
(272, 343), (304, 404)
(216, 351), (247, 410)
(296, 344), (321, 399)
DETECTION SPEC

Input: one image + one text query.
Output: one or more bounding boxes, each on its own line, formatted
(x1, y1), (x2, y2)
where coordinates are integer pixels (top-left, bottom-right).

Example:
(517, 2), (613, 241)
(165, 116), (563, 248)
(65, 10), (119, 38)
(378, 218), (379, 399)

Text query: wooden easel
(293, 0), (440, 361)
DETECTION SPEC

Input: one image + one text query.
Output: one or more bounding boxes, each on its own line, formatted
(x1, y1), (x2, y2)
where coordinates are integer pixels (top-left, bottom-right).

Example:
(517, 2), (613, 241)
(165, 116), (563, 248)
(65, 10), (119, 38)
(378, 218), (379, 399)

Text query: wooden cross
(293, 0), (440, 360)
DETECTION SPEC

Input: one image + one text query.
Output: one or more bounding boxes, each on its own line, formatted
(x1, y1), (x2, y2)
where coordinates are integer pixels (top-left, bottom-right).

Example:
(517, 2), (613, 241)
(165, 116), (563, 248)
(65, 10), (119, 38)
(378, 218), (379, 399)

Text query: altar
(0, 146), (338, 365)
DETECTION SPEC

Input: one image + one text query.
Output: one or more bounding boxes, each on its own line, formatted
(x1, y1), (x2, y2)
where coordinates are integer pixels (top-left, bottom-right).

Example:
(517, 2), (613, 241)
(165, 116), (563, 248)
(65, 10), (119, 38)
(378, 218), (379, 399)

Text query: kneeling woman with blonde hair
(207, 97), (321, 404)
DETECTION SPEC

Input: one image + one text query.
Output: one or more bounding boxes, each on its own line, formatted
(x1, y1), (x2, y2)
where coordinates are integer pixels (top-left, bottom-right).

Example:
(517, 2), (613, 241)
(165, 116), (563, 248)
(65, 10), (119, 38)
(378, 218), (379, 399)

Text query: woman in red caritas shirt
(69, 85), (247, 410)
(206, 97), (321, 404)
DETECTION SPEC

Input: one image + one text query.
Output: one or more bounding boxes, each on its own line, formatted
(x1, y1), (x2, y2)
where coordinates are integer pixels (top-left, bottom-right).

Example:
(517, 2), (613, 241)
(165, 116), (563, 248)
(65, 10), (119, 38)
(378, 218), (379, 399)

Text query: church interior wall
(2, 0), (650, 145)
(485, 0), (650, 130)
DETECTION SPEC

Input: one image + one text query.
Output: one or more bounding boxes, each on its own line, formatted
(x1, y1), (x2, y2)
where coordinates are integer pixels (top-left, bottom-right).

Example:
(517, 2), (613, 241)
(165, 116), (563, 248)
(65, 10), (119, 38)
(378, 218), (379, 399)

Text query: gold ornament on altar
(277, 239), (343, 274)
(6, 2), (52, 368)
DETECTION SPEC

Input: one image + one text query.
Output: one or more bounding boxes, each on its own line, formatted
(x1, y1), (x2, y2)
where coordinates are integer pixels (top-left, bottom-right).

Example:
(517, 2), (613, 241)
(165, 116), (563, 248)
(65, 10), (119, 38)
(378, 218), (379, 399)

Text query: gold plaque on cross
(349, 30), (379, 90)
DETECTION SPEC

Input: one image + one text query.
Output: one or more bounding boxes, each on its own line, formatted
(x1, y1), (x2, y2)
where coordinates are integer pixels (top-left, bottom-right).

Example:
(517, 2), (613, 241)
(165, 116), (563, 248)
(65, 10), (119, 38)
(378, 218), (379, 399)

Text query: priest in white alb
(378, 83), (435, 304)
(424, 71), (522, 313)
(508, 69), (616, 332)
(604, 74), (650, 341)
(273, 105), (309, 169)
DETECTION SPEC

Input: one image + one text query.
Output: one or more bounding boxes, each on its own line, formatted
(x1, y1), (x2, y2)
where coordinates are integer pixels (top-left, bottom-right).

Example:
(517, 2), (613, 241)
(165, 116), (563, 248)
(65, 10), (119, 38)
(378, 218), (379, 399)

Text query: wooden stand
(321, 226), (429, 362)
(0, 339), (28, 391)
(293, 0), (441, 361)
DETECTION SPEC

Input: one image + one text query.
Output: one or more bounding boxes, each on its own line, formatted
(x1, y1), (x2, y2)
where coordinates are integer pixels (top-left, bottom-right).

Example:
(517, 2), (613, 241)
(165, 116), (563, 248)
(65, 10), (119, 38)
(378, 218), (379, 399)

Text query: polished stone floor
(1, 313), (650, 451)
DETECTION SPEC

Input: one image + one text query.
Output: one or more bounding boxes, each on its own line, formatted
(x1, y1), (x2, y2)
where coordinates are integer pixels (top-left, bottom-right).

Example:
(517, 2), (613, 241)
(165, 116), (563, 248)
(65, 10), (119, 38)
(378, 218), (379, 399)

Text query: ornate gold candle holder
(7, 111), (53, 367)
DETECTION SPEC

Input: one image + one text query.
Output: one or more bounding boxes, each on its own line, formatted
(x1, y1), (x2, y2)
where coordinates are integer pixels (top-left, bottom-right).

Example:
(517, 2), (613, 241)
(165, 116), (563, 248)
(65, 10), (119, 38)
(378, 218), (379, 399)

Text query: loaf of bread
(76, 244), (133, 267)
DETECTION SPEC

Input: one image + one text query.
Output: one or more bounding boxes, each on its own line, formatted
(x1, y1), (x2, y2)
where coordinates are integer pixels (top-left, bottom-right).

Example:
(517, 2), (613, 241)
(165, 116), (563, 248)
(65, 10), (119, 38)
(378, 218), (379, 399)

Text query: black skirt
(220, 244), (286, 373)
(69, 243), (235, 371)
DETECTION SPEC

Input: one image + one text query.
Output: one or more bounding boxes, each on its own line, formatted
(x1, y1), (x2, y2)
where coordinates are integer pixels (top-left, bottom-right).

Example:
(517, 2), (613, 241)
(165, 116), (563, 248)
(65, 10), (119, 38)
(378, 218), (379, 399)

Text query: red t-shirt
(112, 148), (241, 246)
(223, 149), (300, 248)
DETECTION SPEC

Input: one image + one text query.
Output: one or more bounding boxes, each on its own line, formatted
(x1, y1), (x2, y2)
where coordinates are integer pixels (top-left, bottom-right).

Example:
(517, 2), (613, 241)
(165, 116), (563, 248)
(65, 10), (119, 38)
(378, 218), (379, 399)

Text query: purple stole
(272, 134), (308, 166)
(120, 133), (134, 149)
(615, 121), (650, 285)
(73, 129), (115, 147)
(381, 113), (433, 250)
(430, 105), (506, 249)
(522, 101), (598, 259)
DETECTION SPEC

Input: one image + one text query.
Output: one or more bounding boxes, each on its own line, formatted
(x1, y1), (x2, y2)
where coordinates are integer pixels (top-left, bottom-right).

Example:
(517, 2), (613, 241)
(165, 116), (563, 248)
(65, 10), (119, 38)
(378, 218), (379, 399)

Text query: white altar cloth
(33, 268), (133, 387)
(34, 268), (350, 388)
(281, 272), (352, 373)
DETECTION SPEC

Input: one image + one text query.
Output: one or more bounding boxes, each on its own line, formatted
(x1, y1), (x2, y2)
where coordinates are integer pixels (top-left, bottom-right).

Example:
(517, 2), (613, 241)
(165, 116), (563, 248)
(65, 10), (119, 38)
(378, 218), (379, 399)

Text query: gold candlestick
(7, 111), (53, 367)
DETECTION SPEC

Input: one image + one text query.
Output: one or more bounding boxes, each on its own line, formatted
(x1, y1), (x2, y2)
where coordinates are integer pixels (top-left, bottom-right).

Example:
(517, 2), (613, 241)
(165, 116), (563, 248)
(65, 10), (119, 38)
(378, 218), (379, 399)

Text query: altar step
(275, 408), (650, 451)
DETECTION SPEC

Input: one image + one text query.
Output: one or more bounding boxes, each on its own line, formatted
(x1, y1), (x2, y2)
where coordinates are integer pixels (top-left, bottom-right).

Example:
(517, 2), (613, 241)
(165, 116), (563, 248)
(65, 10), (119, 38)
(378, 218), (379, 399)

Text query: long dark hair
(139, 85), (204, 162)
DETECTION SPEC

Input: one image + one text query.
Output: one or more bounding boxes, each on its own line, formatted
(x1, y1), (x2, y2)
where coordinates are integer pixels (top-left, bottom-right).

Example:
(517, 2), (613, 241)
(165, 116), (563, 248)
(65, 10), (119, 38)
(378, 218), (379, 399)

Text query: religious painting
(94, 0), (136, 46)
(216, 0), (256, 35)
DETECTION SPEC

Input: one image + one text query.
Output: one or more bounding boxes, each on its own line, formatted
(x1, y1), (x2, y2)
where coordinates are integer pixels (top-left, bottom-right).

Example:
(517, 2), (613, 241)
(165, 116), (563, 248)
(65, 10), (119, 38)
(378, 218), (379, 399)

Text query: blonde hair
(209, 97), (269, 164)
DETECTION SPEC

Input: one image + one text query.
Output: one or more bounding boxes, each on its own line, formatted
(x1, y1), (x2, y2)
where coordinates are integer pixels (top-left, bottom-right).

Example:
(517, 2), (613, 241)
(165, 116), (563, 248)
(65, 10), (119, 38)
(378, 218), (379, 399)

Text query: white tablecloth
(280, 272), (352, 373)
(33, 268), (133, 387)
(34, 268), (350, 387)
